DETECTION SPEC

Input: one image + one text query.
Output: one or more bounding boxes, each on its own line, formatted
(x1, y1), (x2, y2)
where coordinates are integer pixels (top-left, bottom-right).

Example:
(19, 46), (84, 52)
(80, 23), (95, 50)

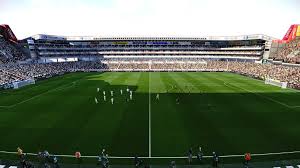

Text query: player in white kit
(111, 97), (114, 104)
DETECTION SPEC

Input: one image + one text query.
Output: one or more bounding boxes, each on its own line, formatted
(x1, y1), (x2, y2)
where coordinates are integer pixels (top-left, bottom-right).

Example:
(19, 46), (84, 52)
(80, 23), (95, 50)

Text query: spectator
(75, 151), (82, 166)
(244, 152), (251, 166)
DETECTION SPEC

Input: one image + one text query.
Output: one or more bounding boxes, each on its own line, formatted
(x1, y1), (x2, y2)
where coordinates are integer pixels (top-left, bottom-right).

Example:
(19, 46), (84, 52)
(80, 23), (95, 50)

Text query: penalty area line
(223, 82), (300, 109)
(0, 79), (80, 109)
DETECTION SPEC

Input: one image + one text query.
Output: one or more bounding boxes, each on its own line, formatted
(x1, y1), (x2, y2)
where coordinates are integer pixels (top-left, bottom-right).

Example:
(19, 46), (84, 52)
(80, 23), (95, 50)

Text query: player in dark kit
(197, 146), (203, 162)
(169, 161), (176, 168)
(212, 152), (219, 167)
(134, 156), (143, 168)
(53, 156), (60, 168)
(187, 148), (193, 164)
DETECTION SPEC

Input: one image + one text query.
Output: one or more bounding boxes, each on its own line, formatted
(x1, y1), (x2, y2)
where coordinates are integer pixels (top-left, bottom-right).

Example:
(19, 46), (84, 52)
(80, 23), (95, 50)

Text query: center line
(148, 72), (152, 157)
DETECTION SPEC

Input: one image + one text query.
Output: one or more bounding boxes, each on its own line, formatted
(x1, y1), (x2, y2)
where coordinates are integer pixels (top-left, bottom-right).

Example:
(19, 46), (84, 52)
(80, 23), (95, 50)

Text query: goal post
(12, 78), (35, 89)
(265, 78), (287, 89)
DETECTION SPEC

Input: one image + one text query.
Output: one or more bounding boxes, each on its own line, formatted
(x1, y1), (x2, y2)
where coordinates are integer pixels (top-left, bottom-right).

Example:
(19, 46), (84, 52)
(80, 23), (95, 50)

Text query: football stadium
(1, 1), (300, 168)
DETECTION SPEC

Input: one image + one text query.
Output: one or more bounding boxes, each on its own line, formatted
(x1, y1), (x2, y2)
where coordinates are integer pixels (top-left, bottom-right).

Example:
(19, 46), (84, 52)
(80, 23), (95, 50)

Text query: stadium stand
(1, 60), (300, 89)
(1, 24), (300, 90)
(270, 24), (300, 64)
(0, 36), (27, 63)
(271, 38), (300, 63)
(27, 34), (271, 62)
(1, 24), (300, 168)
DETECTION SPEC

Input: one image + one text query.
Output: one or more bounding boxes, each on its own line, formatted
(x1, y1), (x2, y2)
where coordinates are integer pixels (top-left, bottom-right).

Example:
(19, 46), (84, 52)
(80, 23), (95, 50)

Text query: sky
(0, 0), (299, 39)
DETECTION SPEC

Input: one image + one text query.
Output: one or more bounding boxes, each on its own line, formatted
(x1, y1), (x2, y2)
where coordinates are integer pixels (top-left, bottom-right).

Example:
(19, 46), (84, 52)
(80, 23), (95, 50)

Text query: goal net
(265, 78), (287, 89)
(12, 79), (35, 89)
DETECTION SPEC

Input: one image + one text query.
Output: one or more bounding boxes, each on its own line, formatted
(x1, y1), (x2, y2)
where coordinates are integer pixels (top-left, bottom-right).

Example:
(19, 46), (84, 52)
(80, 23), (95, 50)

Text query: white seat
(0, 165), (5, 168)
(297, 165), (300, 168)
(273, 167), (281, 168)
(8, 166), (17, 168)
(286, 166), (294, 168)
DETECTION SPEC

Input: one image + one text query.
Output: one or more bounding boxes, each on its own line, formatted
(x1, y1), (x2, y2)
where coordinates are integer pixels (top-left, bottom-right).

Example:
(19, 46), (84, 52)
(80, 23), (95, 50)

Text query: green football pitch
(1, 72), (300, 163)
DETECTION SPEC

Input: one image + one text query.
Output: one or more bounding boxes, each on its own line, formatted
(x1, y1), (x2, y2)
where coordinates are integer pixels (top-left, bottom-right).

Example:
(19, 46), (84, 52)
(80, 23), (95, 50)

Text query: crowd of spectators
(0, 61), (107, 85)
(38, 50), (262, 58)
(0, 35), (299, 89)
(272, 38), (300, 64)
(1, 60), (300, 89)
(0, 37), (27, 63)
(99, 50), (262, 56)
(227, 61), (300, 89)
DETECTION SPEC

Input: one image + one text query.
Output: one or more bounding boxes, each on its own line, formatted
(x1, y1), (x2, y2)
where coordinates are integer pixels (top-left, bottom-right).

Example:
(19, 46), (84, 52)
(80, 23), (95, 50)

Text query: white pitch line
(2, 150), (300, 159)
(148, 72), (152, 157)
(0, 79), (80, 109)
(223, 82), (300, 109)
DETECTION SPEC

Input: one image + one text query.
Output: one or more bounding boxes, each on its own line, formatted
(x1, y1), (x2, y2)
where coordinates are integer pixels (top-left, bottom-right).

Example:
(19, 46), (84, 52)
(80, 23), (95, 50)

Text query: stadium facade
(3, 24), (300, 65)
(26, 34), (274, 64)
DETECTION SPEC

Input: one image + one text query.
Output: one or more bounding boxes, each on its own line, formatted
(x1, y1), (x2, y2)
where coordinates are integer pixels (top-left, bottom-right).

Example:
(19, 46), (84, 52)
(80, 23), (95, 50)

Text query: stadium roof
(30, 34), (276, 41)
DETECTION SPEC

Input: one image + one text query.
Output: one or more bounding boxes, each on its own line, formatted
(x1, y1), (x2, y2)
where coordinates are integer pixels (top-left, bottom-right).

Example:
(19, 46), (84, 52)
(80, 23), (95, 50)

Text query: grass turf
(1, 72), (300, 164)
